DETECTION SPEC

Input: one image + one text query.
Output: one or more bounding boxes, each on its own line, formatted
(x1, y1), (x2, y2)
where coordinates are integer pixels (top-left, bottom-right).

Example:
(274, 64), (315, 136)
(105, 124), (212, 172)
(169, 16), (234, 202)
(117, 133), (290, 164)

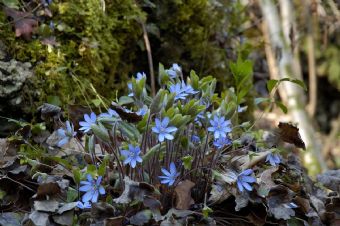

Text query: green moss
(0, 0), (249, 111)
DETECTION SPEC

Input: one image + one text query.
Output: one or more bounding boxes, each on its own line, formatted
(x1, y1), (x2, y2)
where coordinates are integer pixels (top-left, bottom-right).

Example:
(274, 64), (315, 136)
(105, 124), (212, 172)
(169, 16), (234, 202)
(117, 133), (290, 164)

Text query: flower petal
(79, 184), (92, 192)
(82, 191), (94, 202)
(91, 190), (99, 203)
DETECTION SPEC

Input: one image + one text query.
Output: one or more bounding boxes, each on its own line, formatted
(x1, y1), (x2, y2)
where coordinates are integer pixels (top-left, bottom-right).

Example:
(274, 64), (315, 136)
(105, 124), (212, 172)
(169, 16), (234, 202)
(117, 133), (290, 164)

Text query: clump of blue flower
(266, 153), (281, 166)
(236, 169), (256, 192)
(208, 115), (232, 139)
(79, 174), (105, 203)
(121, 144), (143, 168)
(79, 112), (97, 133)
(159, 162), (180, 186)
(166, 63), (181, 78)
(57, 120), (76, 147)
(152, 117), (178, 142)
(213, 137), (232, 149)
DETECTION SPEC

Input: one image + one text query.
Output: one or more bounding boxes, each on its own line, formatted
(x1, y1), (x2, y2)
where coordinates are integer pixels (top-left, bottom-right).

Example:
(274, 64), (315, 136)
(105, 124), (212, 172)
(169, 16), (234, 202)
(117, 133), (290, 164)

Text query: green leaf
(266, 79), (278, 93)
(98, 159), (107, 176)
(202, 205), (213, 218)
(118, 96), (134, 105)
(91, 123), (110, 142)
(47, 96), (62, 106)
(181, 155), (193, 170)
(142, 143), (166, 163)
(91, 98), (102, 107)
(275, 101), (288, 114)
(290, 79), (307, 91)
(149, 89), (164, 114)
(73, 169), (81, 184)
(254, 97), (270, 105)
(1, 0), (20, 9)
(66, 187), (78, 202)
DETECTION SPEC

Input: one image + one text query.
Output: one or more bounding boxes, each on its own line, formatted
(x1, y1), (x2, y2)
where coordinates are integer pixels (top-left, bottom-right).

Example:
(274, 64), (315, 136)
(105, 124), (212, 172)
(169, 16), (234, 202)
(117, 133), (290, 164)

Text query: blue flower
(169, 83), (188, 101)
(136, 72), (146, 80)
(121, 144), (143, 168)
(136, 105), (148, 116)
(181, 81), (198, 95)
(266, 153), (281, 166)
(236, 169), (256, 192)
(159, 162), (180, 186)
(208, 116), (232, 139)
(99, 108), (119, 118)
(213, 137), (232, 149)
(79, 113), (97, 133)
(79, 174), (105, 203)
(127, 83), (134, 97)
(152, 117), (178, 142)
(166, 63), (181, 78)
(57, 120), (76, 147)
(76, 201), (91, 209)
(191, 135), (200, 143)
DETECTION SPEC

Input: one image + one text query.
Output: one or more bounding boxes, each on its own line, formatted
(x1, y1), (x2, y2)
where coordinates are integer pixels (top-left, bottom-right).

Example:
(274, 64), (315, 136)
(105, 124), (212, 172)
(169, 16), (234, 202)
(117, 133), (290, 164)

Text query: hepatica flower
(213, 137), (232, 149)
(152, 117), (178, 142)
(79, 174), (105, 203)
(159, 162), (180, 186)
(120, 144), (143, 168)
(169, 83), (188, 101)
(181, 81), (199, 95)
(236, 169), (256, 192)
(136, 105), (148, 116)
(57, 120), (76, 147)
(166, 63), (181, 78)
(208, 116), (232, 139)
(76, 201), (91, 209)
(79, 112), (97, 133)
(266, 153), (281, 166)
(136, 72), (146, 80)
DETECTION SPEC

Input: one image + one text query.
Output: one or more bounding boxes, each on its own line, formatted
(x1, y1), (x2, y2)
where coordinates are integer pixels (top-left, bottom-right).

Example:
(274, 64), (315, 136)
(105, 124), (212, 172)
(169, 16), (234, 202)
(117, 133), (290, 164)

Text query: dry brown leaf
(4, 7), (38, 40)
(36, 182), (61, 198)
(174, 179), (195, 210)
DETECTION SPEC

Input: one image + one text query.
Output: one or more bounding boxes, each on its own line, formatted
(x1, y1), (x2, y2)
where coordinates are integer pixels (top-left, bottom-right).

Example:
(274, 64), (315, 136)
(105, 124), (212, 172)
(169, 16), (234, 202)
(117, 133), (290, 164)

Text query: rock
(0, 59), (33, 109)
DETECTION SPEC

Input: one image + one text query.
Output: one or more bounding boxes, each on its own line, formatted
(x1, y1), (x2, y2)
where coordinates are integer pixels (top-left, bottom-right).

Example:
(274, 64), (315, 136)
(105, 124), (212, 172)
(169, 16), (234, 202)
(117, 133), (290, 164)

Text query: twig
(306, 0), (318, 117)
(141, 22), (156, 97)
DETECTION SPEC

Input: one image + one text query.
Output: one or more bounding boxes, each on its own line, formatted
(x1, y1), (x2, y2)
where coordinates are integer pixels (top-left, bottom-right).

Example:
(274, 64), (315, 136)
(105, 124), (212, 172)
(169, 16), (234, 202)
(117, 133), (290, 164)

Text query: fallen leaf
(278, 122), (306, 150)
(257, 167), (279, 197)
(28, 211), (50, 226)
(114, 177), (155, 204)
(317, 170), (340, 192)
(143, 195), (162, 221)
(0, 212), (23, 226)
(111, 102), (142, 123)
(57, 202), (78, 214)
(52, 210), (74, 226)
(36, 182), (61, 198)
(91, 202), (115, 219)
(34, 200), (59, 212)
(175, 180), (195, 210)
(129, 210), (152, 226)
(4, 7), (38, 40)
(104, 216), (124, 226)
